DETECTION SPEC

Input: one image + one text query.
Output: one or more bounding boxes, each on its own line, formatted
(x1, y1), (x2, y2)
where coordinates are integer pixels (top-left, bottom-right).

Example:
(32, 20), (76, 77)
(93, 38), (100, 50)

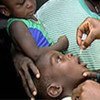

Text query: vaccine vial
(79, 33), (87, 55)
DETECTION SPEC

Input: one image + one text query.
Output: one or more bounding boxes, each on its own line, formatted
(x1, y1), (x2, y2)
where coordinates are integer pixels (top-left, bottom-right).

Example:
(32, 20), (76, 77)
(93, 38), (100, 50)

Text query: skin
(74, 2), (100, 99)
(13, 51), (40, 97)
(1, 0), (69, 61)
(0, 0), (68, 98)
(34, 50), (89, 99)
(76, 17), (100, 49)
(72, 80), (100, 100)
(0, 2), (99, 99)
(35, 50), (100, 99)
(15, 0), (100, 100)
(2, 0), (37, 19)
(77, 0), (100, 49)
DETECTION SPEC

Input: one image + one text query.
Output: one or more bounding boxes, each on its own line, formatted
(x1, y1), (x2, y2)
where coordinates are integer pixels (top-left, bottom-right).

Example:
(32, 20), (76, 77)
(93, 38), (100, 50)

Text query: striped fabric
(7, 18), (54, 47)
(36, 0), (100, 70)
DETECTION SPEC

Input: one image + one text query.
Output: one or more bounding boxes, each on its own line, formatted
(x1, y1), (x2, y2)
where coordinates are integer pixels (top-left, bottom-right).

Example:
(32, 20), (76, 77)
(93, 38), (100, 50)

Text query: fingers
(72, 80), (100, 100)
(14, 55), (39, 98)
(77, 27), (84, 46)
(83, 71), (97, 78)
(83, 71), (100, 83)
(25, 69), (37, 96)
(76, 17), (97, 49)
(72, 83), (84, 100)
(28, 61), (40, 78)
(18, 70), (32, 98)
(82, 30), (95, 48)
(76, 18), (89, 46)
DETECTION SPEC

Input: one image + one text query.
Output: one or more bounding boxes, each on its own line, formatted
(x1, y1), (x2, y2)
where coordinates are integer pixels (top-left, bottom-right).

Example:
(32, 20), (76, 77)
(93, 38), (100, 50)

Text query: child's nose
(65, 53), (73, 58)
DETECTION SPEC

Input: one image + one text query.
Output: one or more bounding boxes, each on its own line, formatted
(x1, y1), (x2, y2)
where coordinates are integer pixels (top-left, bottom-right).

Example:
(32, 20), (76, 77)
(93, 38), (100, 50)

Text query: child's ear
(47, 83), (63, 98)
(0, 5), (10, 17)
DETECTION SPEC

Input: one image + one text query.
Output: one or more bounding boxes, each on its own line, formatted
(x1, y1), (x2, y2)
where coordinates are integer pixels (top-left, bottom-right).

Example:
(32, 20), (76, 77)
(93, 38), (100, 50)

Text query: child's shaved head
(32, 50), (88, 99)
(34, 52), (56, 99)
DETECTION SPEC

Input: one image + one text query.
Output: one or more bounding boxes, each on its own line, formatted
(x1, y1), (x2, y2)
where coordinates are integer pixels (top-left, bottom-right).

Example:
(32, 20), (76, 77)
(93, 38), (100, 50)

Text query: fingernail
(33, 91), (37, 96)
(83, 72), (87, 77)
(36, 74), (40, 78)
(31, 98), (35, 100)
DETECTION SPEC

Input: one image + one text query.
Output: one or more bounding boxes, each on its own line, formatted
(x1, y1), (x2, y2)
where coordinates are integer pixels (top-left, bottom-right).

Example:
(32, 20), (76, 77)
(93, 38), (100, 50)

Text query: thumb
(83, 71), (97, 78)
(83, 31), (95, 48)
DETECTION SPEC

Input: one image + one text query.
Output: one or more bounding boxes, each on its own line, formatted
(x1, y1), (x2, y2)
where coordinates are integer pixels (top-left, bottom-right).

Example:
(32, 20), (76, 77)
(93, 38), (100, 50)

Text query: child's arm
(10, 21), (69, 61)
(39, 35), (69, 53)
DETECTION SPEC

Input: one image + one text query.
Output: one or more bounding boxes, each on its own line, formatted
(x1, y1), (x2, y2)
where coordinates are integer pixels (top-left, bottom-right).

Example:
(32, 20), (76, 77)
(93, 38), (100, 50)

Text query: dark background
(0, 0), (48, 99)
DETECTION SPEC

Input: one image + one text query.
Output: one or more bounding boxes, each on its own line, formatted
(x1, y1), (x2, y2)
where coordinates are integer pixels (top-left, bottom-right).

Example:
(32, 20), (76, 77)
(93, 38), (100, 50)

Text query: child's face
(35, 50), (89, 99)
(4, 0), (36, 18)
(40, 50), (88, 87)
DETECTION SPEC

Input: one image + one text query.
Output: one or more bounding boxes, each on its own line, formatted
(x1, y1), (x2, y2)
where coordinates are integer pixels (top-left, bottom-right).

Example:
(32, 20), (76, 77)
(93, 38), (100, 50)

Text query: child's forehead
(43, 51), (59, 60)
(42, 51), (62, 64)
(37, 50), (64, 70)
(38, 51), (59, 65)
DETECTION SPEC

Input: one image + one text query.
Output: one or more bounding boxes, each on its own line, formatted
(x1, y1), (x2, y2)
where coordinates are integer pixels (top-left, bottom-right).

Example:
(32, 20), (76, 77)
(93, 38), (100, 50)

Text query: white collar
(62, 97), (72, 100)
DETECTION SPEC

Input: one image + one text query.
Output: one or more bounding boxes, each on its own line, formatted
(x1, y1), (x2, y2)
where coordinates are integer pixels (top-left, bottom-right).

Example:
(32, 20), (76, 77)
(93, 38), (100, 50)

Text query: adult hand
(72, 80), (100, 100)
(76, 17), (100, 49)
(13, 52), (40, 99)
(82, 70), (100, 83)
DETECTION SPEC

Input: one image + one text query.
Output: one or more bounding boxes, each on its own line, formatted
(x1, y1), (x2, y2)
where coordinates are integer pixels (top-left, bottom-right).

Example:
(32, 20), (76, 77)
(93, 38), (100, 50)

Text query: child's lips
(81, 63), (87, 68)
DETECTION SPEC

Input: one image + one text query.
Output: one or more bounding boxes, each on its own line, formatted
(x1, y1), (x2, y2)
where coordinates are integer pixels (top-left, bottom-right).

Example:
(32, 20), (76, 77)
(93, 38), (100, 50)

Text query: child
(0, 0), (69, 62)
(32, 50), (98, 100)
